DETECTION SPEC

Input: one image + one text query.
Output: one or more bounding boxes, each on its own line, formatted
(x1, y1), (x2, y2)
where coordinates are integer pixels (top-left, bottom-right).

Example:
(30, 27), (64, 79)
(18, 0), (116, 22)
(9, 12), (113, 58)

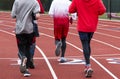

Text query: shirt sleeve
(69, 0), (77, 13)
(33, 0), (40, 14)
(98, 0), (106, 15)
(37, 0), (44, 13)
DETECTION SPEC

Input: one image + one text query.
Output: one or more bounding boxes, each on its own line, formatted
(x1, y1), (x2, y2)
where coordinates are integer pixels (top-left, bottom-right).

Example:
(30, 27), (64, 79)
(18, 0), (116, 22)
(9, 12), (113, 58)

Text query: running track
(0, 12), (120, 79)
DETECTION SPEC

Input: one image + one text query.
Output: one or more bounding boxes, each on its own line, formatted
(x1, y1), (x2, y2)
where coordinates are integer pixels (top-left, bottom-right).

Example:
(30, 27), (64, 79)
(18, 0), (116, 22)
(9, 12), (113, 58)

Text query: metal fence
(103, 0), (120, 13)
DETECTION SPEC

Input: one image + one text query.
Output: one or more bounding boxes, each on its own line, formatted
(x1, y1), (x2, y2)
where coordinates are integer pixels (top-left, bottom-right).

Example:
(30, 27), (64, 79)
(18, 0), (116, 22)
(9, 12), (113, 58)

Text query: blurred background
(0, 0), (120, 19)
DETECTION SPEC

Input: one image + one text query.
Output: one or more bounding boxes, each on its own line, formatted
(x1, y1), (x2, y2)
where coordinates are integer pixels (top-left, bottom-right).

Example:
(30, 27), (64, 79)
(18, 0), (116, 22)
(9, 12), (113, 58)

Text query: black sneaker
(28, 60), (35, 69)
(20, 56), (27, 73)
(23, 70), (31, 77)
(55, 41), (62, 56)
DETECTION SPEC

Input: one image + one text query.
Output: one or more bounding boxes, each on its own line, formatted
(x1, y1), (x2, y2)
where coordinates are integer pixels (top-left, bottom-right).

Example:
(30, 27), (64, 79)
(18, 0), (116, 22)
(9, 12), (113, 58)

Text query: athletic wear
(69, 0), (106, 32)
(11, 0), (40, 34)
(78, 32), (94, 65)
(11, 0), (40, 76)
(49, 0), (71, 40)
(49, 0), (72, 59)
(69, 0), (106, 76)
(16, 33), (35, 68)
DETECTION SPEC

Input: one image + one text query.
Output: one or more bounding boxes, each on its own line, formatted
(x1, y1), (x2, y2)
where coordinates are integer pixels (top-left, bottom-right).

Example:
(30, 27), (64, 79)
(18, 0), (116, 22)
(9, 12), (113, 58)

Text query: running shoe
(20, 56), (27, 73)
(85, 68), (93, 78)
(84, 68), (87, 74)
(55, 41), (62, 56)
(28, 59), (35, 69)
(59, 57), (67, 63)
(23, 69), (31, 77)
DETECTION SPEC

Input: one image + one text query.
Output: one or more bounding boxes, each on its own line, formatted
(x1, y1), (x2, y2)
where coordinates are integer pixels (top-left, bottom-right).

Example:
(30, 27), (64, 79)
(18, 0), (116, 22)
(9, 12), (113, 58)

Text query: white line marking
(68, 32), (120, 51)
(59, 59), (85, 65)
(91, 57), (118, 79)
(93, 39), (120, 51)
(92, 54), (120, 57)
(39, 26), (120, 39)
(36, 46), (58, 79)
(108, 62), (120, 64)
(95, 32), (120, 39)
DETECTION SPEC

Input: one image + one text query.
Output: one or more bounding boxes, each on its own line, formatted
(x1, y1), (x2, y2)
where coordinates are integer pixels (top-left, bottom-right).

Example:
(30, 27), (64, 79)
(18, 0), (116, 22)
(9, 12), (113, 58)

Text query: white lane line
(91, 57), (118, 79)
(69, 32), (120, 51)
(0, 29), (57, 79)
(93, 39), (120, 51)
(0, 29), (14, 36)
(95, 32), (120, 39)
(39, 26), (120, 39)
(92, 54), (120, 57)
(36, 46), (57, 79)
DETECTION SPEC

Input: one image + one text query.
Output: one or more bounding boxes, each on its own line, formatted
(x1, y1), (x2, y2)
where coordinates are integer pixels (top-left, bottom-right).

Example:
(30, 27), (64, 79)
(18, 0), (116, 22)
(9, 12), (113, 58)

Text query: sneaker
(23, 70), (31, 77)
(85, 68), (93, 78)
(20, 56), (27, 73)
(28, 60), (35, 69)
(55, 41), (62, 56)
(59, 57), (67, 63)
(84, 68), (87, 74)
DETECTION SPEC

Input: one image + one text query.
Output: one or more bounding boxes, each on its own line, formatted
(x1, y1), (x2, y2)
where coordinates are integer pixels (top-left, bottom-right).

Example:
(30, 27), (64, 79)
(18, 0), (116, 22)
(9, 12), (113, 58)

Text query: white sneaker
(59, 57), (67, 63)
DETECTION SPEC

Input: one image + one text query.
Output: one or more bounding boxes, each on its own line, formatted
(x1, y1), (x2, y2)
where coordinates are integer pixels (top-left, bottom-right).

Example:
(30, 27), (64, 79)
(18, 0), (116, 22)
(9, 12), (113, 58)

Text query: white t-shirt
(49, 0), (71, 18)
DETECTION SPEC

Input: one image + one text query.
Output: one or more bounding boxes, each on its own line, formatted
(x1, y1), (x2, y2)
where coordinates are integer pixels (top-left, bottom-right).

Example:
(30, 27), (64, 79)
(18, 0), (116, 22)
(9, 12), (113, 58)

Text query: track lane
(0, 12), (120, 79)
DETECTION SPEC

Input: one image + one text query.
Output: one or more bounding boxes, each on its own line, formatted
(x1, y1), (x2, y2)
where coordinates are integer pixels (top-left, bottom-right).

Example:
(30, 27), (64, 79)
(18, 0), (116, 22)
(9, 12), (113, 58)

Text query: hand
(69, 17), (73, 24)
(35, 13), (40, 20)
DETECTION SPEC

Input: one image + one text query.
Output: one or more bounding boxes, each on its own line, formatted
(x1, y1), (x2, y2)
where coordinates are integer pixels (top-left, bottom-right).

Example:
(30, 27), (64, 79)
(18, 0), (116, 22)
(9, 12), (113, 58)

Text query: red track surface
(0, 12), (120, 79)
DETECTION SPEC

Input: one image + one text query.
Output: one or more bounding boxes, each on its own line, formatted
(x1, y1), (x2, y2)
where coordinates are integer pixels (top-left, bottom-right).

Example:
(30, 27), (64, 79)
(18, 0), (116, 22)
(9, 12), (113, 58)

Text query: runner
(11, 0), (40, 77)
(69, 0), (106, 77)
(48, 0), (76, 63)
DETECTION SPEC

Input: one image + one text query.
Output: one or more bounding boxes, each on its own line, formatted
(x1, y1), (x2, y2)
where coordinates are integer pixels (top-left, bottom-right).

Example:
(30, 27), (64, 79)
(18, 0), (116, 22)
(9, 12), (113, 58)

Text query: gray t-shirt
(11, 0), (40, 34)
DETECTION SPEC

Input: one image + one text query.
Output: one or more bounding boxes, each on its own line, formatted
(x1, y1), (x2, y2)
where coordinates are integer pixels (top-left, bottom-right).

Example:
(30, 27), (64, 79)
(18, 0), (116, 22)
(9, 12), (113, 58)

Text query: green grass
(99, 13), (120, 20)
(99, 13), (108, 19)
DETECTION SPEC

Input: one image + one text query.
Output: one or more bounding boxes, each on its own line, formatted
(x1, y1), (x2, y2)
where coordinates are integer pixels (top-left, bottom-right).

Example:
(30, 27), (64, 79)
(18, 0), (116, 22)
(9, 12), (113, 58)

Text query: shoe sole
(55, 42), (61, 56)
(20, 57), (27, 73)
(85, 70), (93, 77)
(24, 73), (31, 77)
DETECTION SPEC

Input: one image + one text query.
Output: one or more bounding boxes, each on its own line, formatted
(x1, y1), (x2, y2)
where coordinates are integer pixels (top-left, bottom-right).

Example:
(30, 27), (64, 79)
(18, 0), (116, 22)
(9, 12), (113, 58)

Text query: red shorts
(54, 17), (69, 40)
